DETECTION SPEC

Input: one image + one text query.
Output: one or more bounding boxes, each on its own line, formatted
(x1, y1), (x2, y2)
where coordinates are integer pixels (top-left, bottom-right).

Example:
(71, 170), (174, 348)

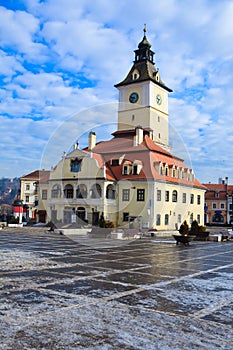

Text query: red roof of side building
(203, 183), (233, 191)
(203, 184), (233, 199)
(21, 170), (50, 180)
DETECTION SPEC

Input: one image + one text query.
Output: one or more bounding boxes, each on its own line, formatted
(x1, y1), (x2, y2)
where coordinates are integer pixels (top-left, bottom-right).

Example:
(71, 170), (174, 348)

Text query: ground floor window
(165, 214), (169, 225)
(123, 212), (129, 222)
(190, 213), (193, 224)
(178, 214), (181, 223)
(156, 214), (161, 225)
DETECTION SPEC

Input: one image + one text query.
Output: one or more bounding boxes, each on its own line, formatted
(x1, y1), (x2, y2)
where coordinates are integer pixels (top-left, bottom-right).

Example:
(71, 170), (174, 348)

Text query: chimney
(88, 131), (96, 150)
(134, 126), (143, 146)
(73, 141), (79, 150)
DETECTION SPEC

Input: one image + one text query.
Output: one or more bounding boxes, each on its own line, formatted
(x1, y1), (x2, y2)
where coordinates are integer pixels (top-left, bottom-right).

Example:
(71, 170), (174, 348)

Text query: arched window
(91, 184), (102, 198)
(76, 184), (87, 198)
(64, 184), (74, 199)
(172, 190), (178, 202)
(51, 184), (61, 198)
(106, 184), (115, 199)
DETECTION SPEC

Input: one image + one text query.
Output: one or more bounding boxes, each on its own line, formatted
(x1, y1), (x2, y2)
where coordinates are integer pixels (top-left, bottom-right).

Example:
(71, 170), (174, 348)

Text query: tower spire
(134, 25), (153, 63)
(143, 23), (147, 34)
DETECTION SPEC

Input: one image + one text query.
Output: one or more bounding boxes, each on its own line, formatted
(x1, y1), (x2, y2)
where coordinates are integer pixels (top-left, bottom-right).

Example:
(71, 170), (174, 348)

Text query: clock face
(156, 94), (162, 105)
(129, 92), (139, 103)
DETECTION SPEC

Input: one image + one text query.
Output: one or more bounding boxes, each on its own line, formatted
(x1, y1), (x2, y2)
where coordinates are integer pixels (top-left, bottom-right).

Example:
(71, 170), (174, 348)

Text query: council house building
(40, 28), (206, 230)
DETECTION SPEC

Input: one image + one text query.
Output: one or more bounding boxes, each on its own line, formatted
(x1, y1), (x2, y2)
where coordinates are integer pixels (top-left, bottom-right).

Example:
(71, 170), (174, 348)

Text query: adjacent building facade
(204, 178), (233, 225)
(20, 170), (50, 222)
(37, 29), (205, 230)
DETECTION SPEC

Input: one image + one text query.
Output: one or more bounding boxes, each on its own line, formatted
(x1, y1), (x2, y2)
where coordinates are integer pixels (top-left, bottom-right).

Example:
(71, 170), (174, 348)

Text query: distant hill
(0, 178), (20, 205)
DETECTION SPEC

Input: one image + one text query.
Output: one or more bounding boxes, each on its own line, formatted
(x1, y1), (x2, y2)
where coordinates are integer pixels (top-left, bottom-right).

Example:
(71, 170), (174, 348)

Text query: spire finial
(143, 24), (147, 34)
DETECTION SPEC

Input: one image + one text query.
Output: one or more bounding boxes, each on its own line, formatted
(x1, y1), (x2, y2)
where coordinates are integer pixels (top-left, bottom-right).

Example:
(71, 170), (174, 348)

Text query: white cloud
(0, 0), (233, 183)
(0, 6), (46, 59)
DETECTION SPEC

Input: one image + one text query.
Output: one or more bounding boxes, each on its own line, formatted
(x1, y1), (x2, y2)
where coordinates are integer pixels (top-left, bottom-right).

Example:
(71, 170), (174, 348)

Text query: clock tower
(115, 27), (172, 147)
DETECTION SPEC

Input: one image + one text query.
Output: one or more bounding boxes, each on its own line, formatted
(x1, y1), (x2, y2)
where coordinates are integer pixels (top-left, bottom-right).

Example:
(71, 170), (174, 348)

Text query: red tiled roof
(83, 131), (205, 189)
(203, 183), (233, 191)
(21, 170), (50, 180)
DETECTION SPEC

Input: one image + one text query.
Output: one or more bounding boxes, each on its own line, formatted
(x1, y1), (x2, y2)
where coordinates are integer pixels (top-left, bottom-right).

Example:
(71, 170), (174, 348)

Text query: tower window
(132, 69), (140, 80)
(132, 114), (135, 121)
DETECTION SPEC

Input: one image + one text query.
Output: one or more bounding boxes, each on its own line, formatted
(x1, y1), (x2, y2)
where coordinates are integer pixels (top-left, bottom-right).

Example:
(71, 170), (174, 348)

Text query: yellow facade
(36, 30), (205, 230)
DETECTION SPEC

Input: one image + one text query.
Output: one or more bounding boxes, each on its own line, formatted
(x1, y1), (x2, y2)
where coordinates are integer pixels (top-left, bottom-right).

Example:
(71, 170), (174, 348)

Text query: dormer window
(132, 69), (140, 80)
(111, 159), (119, 166)
(123, 165), (128, 175)
(155, 71), (160, 82)
(172, 169), (176, 177)
(132, 160), (143, 175)
(122, 161), (132, 175)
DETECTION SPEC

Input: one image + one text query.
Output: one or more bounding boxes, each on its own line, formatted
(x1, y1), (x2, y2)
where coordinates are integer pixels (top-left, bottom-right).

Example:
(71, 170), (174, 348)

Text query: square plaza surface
(0, 227), (233, 349)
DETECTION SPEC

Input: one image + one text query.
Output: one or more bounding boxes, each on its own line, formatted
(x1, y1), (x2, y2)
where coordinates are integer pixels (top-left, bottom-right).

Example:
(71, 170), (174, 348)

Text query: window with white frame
(122, 189), (130, 201)
(182, 193), (186, 203)
(190, 213), (193, 224)
(172, 190), (178, 202)
(190, 194), (194, 204)
(157, 189), (161, 201)
(42, 190), (47, 200)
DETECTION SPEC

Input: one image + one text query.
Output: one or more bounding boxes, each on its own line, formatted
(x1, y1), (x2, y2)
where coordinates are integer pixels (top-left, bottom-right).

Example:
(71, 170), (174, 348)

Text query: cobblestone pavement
(0, 227), (233, 349)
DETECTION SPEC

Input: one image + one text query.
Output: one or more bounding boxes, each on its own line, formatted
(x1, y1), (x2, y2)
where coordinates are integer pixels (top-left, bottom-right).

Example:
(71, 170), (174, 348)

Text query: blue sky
(0, 0), (233, 183)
